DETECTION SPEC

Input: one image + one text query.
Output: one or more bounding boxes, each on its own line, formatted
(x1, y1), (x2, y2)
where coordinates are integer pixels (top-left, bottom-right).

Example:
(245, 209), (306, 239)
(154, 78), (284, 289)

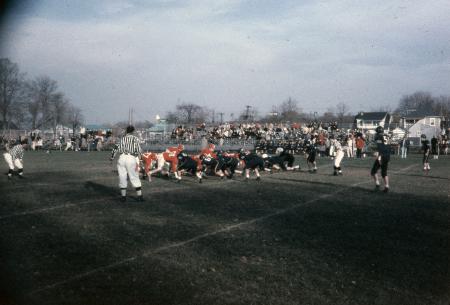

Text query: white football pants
(334, 150), (344, 168)
(3, 153), (23, 170)
(117, 154), (141, 189)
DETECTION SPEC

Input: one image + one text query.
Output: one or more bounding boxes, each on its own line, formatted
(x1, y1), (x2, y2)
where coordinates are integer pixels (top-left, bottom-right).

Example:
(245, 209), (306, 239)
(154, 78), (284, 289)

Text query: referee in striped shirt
(112, 125), (144, 202)
(3, 139), (26, 179)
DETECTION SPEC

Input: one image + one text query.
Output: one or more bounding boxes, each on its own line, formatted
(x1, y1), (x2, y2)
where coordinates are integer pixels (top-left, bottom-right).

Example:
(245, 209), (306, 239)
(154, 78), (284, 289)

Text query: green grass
(1, 151), (449, 305)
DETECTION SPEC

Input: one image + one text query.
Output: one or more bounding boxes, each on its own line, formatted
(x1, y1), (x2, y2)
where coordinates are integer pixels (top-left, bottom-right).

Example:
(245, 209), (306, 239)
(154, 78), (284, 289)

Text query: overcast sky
(1, 0), (449, 124)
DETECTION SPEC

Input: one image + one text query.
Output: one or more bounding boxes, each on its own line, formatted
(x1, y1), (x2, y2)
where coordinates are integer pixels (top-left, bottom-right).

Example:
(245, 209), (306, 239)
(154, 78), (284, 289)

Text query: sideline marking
(27, 164), (416, 296)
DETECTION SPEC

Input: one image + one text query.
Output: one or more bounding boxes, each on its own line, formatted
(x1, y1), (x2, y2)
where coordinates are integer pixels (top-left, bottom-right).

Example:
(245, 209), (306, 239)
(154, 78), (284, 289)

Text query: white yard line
(27, 163), (417, 296)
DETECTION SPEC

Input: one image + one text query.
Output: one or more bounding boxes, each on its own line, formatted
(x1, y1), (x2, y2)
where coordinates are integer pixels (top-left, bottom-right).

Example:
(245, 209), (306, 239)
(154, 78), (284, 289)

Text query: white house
(403, 116), (442, 139)
(354, 112), (392, 131)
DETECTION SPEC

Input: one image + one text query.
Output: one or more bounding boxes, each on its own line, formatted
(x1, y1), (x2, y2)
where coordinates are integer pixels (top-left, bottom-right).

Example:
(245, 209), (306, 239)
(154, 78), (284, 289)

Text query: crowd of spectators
(0, 130), (116, 152)
(170, 121), (338, 141)
(1, 120), (449, 157)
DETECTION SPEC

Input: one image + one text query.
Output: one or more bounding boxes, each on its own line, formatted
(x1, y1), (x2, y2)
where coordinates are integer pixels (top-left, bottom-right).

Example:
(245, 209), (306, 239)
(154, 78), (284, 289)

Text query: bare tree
(68, 105), (84, 135)
(165, 111), (180, 124)
(177, 103), (204, 124)
(166, 103), (209, 124)
(26, 76), (61, 129)
(434, 95), (450, 118)
(319, 108), (336, 122)
(8, 101), (27, 129)
(335, 102), (350, 123)
(52, 95), (68, 132)
(0, 58), (25, 131)
(396, 91), (435, 115)
(279, 97), (301, 122)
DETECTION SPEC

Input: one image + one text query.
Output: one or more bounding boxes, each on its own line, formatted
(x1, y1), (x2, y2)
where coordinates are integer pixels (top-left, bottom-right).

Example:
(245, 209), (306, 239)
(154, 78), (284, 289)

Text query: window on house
(430, 118), (435, 126)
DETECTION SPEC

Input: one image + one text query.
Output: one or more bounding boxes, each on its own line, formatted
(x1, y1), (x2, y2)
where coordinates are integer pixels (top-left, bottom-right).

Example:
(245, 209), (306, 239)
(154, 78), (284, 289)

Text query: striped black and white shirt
(8, 144), (24, 160)
(110, 144), (119, 159)
(116, 134), (141, 156)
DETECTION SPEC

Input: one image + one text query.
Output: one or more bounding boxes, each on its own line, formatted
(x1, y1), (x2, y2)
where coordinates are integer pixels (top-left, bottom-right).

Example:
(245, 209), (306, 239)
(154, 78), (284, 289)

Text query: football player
(3, 139), (27, 179)
(305, 136), (318, 173)
(421, 135), (431, 171)
(330, 135), (344, 176)
(177, 151), (203, 183)
(239, 149), (265, 180)
(370, 126), (390, 192)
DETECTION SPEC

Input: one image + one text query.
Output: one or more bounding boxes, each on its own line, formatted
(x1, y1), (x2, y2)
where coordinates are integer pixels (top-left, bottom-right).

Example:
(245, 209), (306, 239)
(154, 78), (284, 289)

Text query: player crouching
(177, 151), (203, 183)
(263, 147), (299, 171)
(3, 139), (27, 180)
(239, 149), (265, 181)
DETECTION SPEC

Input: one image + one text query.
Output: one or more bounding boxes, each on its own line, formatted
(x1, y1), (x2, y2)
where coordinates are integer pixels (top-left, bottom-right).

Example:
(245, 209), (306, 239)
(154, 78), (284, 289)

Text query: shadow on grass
(1, 169), (449, 305)
(171, 183), (450, 305)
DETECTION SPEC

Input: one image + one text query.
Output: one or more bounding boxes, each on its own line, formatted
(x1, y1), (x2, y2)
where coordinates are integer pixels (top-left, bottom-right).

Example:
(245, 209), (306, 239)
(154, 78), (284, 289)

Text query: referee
(3, 139), (26, 179)
(112, 125), (144, 202)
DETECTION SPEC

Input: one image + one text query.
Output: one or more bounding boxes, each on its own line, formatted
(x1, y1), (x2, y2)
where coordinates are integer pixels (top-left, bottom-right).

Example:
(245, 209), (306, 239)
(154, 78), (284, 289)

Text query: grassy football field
(0, 151), (449, 305)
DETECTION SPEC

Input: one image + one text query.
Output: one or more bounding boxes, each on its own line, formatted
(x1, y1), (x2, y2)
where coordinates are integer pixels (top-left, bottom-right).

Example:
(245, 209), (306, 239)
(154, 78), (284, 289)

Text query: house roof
(403, 109), (440, 119)
(354, 112), (388, 120)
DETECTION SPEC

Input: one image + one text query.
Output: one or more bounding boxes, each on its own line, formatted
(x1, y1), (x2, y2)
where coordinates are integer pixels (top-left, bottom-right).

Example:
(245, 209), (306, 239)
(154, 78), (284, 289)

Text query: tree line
(0, 58), (83, 134)
(165, 98), (356, 125)
(396, 91), (450, 117)
(165, 93), (450, 126)
(3, 57), (449, 132)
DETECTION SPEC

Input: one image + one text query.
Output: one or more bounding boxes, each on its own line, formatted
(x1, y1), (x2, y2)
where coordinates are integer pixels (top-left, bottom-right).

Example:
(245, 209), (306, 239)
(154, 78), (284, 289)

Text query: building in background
(354, 112), (392, 132)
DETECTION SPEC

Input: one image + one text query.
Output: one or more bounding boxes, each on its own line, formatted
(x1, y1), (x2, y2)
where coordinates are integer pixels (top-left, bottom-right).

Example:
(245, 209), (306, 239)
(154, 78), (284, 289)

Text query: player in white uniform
(330, 135), (344, 176)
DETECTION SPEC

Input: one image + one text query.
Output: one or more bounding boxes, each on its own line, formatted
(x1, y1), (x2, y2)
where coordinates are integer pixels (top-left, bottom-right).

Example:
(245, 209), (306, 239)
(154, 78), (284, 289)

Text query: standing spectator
(346, 135), (354, 158)
(96, 136), (103, 151)
(36, 136), (43, 151)
(355, 135), (365, 158)
(81, 136), (87, 151)
(65, 138), (73, 151)
(400, 135), (409, 159)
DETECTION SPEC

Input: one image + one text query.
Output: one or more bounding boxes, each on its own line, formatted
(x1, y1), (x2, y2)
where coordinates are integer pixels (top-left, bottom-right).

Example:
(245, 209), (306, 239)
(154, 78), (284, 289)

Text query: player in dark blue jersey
(305, 136), (317, 173)
(370, 126), (390, 192)
(239, 149), (265, 180)
(421, 135), (431, 171)
(177, 151), (203, 183)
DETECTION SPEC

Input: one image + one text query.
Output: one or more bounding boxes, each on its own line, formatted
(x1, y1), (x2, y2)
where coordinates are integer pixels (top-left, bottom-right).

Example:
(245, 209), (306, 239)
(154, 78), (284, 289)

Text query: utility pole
(212, 110), (215, 124)
(245, 105), (251, 121)
(218, 112), (224, 124)
(128, 107), (134, 125)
